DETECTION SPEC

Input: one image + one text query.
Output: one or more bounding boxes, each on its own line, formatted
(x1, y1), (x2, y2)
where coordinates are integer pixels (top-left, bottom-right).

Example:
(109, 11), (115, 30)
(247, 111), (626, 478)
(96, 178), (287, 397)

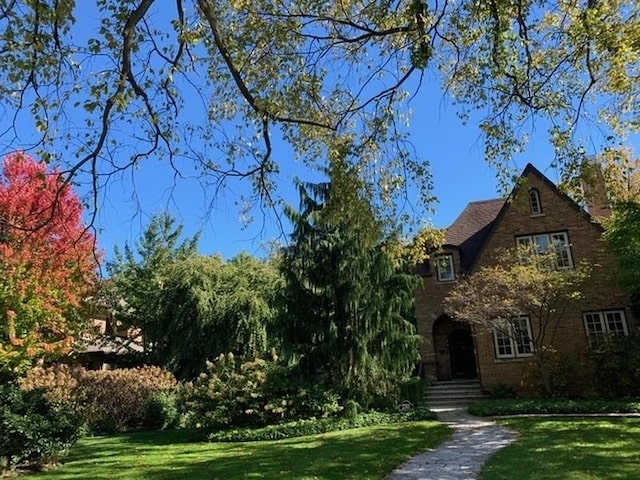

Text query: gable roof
(444, 198), (505, 271)
(442, 163), (602, 273)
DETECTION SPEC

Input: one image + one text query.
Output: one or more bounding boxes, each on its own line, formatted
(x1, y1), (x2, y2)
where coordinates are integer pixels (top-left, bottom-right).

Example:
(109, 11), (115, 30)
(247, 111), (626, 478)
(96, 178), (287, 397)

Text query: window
(529, 189), (542, 215)
(583, 310), (628, 346)
(516, 231), (573, 269)
(435, 254), (455, 282)
(493, 316), (534, 359)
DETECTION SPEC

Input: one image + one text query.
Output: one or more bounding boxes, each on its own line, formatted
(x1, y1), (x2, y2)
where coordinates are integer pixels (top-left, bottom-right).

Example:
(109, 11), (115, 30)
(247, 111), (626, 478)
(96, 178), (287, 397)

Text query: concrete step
(424, 380), (486, 408)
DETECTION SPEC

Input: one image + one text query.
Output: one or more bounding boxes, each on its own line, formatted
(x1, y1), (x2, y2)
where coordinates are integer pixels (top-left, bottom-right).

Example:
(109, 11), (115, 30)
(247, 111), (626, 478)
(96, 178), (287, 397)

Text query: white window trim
(493, 316), (534, 359)
(529, 189), (543, 215)
(583, 310), (629, 346)
(515, 231), (573, 269)
(436, 254), (455, 283)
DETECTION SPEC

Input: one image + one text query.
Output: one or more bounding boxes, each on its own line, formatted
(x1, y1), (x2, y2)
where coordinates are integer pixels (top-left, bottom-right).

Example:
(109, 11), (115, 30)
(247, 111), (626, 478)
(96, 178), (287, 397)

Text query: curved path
(388, 409), (518, 480)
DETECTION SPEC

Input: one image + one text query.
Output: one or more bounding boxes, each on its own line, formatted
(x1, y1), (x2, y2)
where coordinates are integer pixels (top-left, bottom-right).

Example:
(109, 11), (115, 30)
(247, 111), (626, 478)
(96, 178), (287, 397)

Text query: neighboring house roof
(444, 198), (505, 271)
(76, 335), (144, 356)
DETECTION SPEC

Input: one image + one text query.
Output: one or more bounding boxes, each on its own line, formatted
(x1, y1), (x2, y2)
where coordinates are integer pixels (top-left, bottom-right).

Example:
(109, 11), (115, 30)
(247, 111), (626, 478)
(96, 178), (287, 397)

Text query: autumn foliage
(0, 152), (98, 376)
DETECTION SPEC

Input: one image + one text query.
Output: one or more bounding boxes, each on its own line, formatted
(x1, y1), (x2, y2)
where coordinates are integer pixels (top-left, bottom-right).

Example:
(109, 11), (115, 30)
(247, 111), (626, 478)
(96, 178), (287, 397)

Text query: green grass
(30, 421), (450, 480)
(480, 418), (640, 480)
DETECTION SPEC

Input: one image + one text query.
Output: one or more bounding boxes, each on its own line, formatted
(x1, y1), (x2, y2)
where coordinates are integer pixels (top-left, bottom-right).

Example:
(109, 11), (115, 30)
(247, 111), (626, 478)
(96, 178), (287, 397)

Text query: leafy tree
(105, 212), (200, 351)
(2, 1), (639, 222)
(444, 248), (589, 396)
(153, 253), (282, 379)
(0, 152), (98, 378)
(280, 160), (421, 407)
(586, 149), (640, 303)
(603, 202), (640, 304)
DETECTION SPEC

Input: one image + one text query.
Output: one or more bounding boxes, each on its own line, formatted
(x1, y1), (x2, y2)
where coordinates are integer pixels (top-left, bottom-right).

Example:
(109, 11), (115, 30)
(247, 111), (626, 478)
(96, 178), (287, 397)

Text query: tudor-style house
(416, 163), (638, 394)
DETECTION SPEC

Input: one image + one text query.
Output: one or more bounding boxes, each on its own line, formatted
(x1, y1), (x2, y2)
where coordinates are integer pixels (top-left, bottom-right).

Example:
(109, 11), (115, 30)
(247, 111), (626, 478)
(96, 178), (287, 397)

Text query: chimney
(581, 159), (611, 219)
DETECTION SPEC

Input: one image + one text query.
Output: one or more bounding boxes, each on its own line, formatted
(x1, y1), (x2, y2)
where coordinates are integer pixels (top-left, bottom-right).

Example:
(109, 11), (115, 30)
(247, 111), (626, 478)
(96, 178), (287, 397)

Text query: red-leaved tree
(0, 152), (99, 377)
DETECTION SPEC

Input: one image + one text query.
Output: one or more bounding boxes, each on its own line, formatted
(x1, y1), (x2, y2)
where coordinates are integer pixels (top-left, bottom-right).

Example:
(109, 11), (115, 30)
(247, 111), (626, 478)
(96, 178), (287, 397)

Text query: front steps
(424, 379), (486, 409)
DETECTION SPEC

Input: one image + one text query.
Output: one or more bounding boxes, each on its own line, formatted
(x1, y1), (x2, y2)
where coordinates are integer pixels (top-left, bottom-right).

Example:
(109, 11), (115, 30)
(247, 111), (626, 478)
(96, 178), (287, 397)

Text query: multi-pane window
(583, 310), (628, 346)
(436, 254), (455, 282)
(493, 316), (534, 359)
(516, 231), (573, 269)
(529, 189), (542, 215)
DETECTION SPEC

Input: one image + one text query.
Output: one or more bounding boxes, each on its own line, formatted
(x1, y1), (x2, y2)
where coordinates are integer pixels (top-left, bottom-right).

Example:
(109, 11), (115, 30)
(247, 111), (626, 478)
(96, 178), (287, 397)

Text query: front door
(448, 328), (477, 379)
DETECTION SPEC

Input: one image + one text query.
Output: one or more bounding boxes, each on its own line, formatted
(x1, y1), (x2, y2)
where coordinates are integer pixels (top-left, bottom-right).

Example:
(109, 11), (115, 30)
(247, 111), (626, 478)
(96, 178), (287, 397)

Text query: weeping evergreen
(280, 161), (420, 407)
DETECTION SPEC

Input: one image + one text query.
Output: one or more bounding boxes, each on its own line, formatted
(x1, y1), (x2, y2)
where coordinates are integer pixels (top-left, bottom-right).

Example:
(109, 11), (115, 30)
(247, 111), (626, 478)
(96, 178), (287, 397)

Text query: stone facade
(415, 164), (638, 395)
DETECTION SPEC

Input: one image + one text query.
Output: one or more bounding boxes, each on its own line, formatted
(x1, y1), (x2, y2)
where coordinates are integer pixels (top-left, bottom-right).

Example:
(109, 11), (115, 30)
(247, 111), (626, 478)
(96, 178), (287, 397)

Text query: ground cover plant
(468, 398), (640, 417)
(480, 418), (640, 480)
(28, 421), (450, 480)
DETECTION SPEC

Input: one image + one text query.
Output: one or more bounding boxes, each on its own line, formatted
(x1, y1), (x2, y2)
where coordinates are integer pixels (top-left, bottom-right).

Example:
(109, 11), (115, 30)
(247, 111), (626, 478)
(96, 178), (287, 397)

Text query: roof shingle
(445, 198), (505, 271)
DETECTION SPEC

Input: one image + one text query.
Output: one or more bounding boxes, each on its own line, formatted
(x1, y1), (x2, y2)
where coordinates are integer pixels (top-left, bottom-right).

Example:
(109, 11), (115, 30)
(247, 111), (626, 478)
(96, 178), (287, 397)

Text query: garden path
(387, 408), (517, 480)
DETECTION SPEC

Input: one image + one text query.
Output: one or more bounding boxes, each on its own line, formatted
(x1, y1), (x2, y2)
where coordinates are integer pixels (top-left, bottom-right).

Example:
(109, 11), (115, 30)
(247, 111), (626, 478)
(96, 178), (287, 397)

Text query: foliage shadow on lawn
(480, 417), (640, 480)
(35, 421), (450, 480)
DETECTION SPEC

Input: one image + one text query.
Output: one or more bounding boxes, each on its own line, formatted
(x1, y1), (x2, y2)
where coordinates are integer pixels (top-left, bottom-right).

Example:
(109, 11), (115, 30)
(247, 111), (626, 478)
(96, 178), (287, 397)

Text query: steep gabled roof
(444, 198), (505, 271)
(441, 163), (603, 274)
(465, 163), (603, 272)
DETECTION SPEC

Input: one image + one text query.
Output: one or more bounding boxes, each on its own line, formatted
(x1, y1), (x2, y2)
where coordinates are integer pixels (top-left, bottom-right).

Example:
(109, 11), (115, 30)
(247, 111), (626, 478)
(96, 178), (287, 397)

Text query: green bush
(489, 383), (517, 399)
(468, 398), (640, 417)
(21, 365), (177, 432)
(343, 400), (360, 420)
(181, 353), (343, 433)
(208, 409), (437, 442)
(398, 377), (426, 405)
(144, 391), (179, 430)
(590, 335), (640, 398)
(0, 384), (82, 472)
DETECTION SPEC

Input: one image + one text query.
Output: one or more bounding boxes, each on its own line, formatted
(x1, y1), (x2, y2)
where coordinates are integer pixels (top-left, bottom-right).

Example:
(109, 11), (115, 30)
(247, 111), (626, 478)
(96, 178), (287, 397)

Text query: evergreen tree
(280, 160), (420, 407)
(105, 213), (200, 356)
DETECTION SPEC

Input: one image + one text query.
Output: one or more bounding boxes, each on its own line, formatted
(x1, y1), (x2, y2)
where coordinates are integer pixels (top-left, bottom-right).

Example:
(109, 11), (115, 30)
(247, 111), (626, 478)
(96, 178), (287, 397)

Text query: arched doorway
(433, 315), (477, 381)
(448, 328), (477, 379)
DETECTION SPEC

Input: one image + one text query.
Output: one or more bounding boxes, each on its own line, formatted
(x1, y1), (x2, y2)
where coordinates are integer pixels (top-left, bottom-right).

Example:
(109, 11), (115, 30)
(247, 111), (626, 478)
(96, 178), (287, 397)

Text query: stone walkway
(387, 408), (518, 480)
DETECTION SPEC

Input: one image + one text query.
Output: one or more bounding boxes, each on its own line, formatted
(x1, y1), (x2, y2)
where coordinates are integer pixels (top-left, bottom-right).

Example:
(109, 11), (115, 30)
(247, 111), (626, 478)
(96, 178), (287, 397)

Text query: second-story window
(529, 189), (542, 215)
(516, 231), (573, 269)
(436, 254), (455, 282)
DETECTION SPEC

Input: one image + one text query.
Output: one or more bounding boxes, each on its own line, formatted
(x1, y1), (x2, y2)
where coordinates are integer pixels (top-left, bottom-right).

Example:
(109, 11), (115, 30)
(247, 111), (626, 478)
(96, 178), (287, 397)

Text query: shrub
(489, 384), (517, 399)
(181, 353), (343, 433)
(468, 398), (640, 417)
(0, 384), (82, 472)
(21, 365), (177, 432)
(77, 366), (176, 432)
(398, 377), (426, 405)
(144, 391), (179, 430)
(590, 335), (640, 398)
(343, 400), (360, 420)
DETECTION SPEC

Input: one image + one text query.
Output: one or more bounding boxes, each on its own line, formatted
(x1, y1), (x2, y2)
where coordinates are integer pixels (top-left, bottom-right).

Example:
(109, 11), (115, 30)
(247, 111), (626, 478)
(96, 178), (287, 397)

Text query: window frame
(493, 316), (534, 360)
(583, 309), (629, 346)
(515, 231), (573, 269)
(528, 189), (543, 215)
(435, 254), (455, 283)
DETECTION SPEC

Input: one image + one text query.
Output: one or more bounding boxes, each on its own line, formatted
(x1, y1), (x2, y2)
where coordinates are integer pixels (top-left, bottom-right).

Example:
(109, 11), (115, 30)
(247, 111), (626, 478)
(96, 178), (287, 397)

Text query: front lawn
(480, 417), (640, 480)
(31, 421), (450, 480)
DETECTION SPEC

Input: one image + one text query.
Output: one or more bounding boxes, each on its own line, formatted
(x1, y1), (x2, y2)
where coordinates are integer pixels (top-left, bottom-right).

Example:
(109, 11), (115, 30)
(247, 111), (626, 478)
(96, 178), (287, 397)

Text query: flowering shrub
(181, 353), (341, 434)
(21, 365), (176, 432)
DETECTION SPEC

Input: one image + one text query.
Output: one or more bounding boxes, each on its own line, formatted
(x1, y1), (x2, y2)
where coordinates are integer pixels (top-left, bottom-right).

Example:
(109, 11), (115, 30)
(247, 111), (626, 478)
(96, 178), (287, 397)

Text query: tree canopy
(105, 212), (200, 345)
(2, 1), (639, 226)
(0, 152), (98, 378)
(106, 213), (281, 378)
